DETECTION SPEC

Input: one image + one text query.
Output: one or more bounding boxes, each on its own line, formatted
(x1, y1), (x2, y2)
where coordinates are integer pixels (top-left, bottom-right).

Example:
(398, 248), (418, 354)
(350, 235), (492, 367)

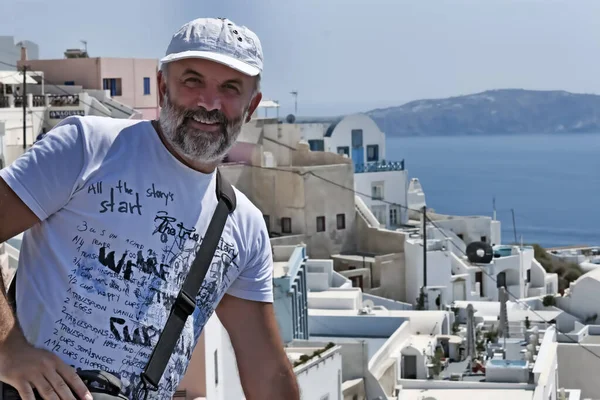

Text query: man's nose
(196, 88), (222, 112)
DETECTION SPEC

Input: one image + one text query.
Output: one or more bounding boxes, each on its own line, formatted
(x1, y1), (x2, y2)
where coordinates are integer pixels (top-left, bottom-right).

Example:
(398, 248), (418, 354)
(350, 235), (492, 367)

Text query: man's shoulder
(228, 185), (267, 236)
(230, 186), (263, 223)
(60, 115), (149, 139)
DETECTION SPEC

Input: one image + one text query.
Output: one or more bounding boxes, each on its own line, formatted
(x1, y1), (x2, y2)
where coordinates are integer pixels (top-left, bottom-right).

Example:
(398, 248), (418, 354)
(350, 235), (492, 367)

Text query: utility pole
(511, 208), (518, 245)
(22, 64), (27, 150)
(290, 90), (298, 114)
(422, 205), (427, 288)
(421, 205), (428, 310)
(492, 196), (496, 221)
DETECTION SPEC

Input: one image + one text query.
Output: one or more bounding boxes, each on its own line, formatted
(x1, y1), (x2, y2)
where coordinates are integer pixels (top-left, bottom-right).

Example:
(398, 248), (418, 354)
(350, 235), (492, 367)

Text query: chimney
(20, 46), (27, 62)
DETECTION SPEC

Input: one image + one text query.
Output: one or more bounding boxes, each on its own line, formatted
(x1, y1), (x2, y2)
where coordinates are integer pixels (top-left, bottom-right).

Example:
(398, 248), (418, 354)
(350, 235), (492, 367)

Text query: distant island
(366, 89), (600, 136)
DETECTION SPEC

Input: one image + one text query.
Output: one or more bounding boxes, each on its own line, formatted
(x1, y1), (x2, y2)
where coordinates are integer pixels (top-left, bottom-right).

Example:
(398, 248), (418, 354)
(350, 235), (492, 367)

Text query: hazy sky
(2, 0), (600, 116)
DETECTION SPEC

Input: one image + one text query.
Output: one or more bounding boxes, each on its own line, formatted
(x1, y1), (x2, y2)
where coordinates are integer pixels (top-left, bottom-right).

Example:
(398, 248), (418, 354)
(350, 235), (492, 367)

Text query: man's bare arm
(0, 177), (92, 400)
(0, 176), (39, 335)
(216, 294), (300, 400)
(0, 177), (39, 245)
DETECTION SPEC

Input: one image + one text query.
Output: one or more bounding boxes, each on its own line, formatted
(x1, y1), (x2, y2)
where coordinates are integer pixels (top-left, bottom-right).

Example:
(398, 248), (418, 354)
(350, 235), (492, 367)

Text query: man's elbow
(244, 363), (300, 400)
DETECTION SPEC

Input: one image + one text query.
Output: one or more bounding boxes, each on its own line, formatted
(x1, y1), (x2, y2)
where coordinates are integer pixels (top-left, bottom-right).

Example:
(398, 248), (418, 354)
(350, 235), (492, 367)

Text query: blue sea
(387, 133), (600, 248)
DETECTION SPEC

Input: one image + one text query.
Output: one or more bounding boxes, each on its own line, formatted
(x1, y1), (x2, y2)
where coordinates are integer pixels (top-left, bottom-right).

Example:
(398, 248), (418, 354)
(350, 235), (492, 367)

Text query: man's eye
(183, 78), (201, 87)
(224, 84), (240, 93)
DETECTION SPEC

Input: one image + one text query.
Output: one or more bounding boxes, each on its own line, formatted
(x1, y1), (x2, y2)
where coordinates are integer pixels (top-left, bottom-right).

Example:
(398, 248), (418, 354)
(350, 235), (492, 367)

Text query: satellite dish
(466, 241), (494, 264)
(362, 299), (375, 309)
(286, 114), (296, 123)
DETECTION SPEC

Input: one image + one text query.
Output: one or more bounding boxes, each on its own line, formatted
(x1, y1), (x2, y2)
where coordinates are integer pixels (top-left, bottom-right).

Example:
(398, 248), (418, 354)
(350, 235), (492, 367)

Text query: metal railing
(32, 95), (45, 107)
(49, 94), (79, 106)
(354, 160), (405, 173)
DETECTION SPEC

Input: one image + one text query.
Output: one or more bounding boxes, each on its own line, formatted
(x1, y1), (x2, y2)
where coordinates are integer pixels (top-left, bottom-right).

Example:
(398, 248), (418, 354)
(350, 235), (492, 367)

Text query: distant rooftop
(399, 389), (534, 400)
(278, 116), (342, 124)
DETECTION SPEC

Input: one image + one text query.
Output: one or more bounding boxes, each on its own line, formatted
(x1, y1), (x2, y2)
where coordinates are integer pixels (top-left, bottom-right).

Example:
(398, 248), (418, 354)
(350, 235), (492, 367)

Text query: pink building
(18, 55), (160, 120)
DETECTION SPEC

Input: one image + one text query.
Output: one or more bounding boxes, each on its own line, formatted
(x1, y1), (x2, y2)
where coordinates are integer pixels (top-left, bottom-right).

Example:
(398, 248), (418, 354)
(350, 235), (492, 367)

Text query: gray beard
(158, 91), (248, 164)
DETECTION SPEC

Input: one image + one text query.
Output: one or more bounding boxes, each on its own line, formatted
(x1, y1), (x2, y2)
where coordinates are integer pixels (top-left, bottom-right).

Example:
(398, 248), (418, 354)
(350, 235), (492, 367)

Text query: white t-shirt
(1, 116), (273, 399)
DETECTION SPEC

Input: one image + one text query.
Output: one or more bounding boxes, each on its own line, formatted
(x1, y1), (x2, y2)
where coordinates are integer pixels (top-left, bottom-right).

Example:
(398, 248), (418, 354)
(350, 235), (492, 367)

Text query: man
(0, 17), (300, 400)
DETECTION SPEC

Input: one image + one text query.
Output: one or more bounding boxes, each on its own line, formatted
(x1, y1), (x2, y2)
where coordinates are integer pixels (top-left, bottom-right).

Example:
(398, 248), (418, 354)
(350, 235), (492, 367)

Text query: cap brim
(160, 50), (261, 77)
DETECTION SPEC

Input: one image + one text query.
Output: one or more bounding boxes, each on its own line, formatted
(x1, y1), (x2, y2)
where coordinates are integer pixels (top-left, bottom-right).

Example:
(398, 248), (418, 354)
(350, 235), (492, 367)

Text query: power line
(241, 161), (600, 361)
(425, 215), (600, 361)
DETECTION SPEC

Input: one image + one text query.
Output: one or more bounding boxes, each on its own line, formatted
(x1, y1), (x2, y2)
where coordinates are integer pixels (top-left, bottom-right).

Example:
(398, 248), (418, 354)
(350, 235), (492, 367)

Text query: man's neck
(151, 120), (218, 174)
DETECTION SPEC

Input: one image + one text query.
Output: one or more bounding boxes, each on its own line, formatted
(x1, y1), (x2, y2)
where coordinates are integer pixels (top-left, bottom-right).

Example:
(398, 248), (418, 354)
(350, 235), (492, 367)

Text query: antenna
(492, 196), (496, 221)
(511, 209), (518, 245)
(80, 40), (88, 55)
(290, 90), (298, 114)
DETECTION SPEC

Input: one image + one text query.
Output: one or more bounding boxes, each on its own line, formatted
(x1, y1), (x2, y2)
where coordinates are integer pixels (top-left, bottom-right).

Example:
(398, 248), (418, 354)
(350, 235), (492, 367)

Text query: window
(143, 77), (151, 95)
(457, 233), (464, 240)
(64, 81), (75, 86)
(351, 129), (363, 147)
(527, 269), (531, 283)
(281, 217), (292, 234)
(316, 216), (326, 232)
(102, 78), (122, 96)
(337, 146), (349, 156)
(308, 139), (324, 151)
(367, 144), (379, 162)
(371, 205), (386, 225)
(214, 350), (219, 385)
(371, 182), (384, 200)
(263, 215), (270, 230)
(336, 213), (346, 229)
(480, 236), (487, 242)
(389, 206), (400, 226)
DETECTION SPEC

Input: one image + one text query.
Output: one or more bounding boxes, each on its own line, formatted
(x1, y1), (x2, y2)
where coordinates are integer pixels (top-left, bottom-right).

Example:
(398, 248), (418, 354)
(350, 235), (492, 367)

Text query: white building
(278, 113), (410, 229)
(556, 268), (600, 325)
(0, 69), (140, 167)
(405, 216), (560, 305)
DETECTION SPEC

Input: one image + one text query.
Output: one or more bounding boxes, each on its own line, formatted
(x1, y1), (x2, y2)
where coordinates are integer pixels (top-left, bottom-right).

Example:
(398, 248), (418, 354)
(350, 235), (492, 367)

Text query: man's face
(157, 58), (262, 164)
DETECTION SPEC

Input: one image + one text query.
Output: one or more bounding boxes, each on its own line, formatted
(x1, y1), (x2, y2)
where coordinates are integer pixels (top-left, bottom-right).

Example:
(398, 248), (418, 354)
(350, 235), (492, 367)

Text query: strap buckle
(174, 291), (196, 318)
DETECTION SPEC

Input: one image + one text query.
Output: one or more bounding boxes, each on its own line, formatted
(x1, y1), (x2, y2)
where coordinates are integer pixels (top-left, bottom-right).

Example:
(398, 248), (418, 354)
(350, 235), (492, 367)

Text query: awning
(258, 99), (279, 108)
(0, 71), (38, 85)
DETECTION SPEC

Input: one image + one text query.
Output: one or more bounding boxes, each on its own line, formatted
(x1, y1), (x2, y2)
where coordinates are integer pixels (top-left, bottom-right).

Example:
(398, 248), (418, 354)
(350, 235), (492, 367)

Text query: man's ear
(157, 70), (167, 107)
(245, 92), (263, 123)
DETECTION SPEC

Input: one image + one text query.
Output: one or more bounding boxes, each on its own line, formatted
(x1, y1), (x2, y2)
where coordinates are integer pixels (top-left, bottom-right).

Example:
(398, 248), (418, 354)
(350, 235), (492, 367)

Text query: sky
(2, 0), (600, 116)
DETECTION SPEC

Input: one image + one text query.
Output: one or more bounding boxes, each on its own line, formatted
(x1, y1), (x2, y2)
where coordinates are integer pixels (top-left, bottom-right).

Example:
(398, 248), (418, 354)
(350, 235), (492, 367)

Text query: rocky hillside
(367, 89), (600, 136)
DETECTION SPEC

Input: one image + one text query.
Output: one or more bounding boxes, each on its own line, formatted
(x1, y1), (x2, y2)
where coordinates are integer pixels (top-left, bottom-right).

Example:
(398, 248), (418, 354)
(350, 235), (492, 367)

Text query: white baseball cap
(160, 17), (263, 77)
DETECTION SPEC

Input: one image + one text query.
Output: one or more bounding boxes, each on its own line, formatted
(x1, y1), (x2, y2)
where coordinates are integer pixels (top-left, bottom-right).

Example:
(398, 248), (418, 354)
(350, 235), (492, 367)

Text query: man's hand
(216, 294), (300, 400)
(0, 333), (93, 400)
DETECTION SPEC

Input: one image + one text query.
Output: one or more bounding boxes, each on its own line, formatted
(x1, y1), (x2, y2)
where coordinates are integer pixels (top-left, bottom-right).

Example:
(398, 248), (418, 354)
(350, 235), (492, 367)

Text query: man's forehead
(167, 58), (248, 81)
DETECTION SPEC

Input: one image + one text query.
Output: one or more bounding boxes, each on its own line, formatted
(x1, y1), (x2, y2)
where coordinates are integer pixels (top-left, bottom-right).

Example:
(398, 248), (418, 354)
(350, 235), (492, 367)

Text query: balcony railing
(49, 94), (79, 106)
(32, 95), (45, 107)
(354, 160), (405, 173)
(0, 94), (80, 108)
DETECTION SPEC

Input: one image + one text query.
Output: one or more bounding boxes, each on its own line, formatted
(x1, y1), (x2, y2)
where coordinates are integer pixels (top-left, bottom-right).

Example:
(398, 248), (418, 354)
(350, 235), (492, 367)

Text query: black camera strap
(5, 168), (237, 399)
(140, 169), (236, 392)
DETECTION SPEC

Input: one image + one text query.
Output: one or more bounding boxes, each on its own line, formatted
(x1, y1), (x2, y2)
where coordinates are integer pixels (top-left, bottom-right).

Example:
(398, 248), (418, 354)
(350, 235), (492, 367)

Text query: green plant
(524, 316), (531, 329)
(429, 347), (444, 377)
(476, 339), (486, 353)
(531, 243), (584, 293)
(542, 295), (556, 307)
(292, 342), (336, 367)
(484, 327), (498, 344)
(415, 289), (426, 311)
